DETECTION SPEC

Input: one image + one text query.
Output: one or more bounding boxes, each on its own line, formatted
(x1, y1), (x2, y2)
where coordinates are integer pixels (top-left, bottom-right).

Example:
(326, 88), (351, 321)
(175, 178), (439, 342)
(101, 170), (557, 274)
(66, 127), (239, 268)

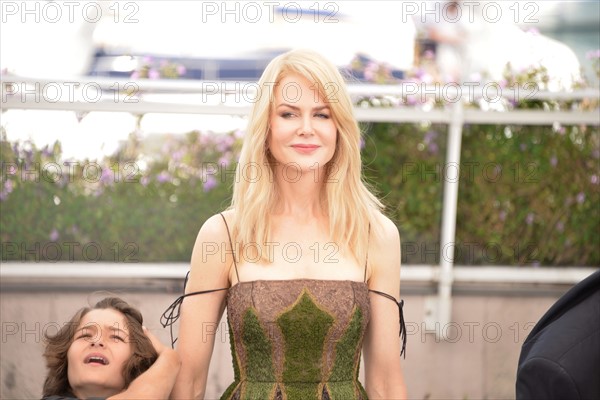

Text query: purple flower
(591, 175), (599, 185)
(172, 149), (185, 162)
(234, 129), (245, 139)
(176, 65), (187, 75)
(420, 72), (433, 84)
(406, 94), (419, 106)
(203, 175), (217, 192)
(49, 229), (59, 242)
(140, 176), (150, 186)
(130, 71), (140, 80)
(199, 134), (211, 146)
(520, 143), (527, 152)
(218, 153), (232, 168)
(526, 213), (534, 225)
(364, 62), (378, 82)
(585, 49), (600, 60)
(427, 142), (439, 155)
(499, 210), (507, 222)
(100, 168), (114, 185)
(156, 171), (171, 183)
(550, 156), (557, 167)
(423, 50), (434, 60)
(4, 179), (14, 193)
(215, 135), (235, 153)
(41, 146), (53, 158)
(24, 147), (33, 163)
(556, 221), (564, 233)
(148, 69), (160, 80)
(424, 130), (438, 144)
(576, 192), (585, 204)
(414, 68), (426, 80)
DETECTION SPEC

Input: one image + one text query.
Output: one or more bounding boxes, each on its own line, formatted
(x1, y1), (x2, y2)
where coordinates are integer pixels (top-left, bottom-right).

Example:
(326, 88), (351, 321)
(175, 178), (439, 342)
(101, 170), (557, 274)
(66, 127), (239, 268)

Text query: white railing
(2, 75), (599, 338)
(0, 263), (594, 284)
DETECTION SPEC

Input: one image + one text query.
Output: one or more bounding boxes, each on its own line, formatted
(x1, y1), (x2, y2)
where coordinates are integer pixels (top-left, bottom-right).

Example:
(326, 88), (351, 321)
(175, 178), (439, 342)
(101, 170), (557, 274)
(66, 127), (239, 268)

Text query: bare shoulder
(188, 211), (236, 289)
(371, 211), (400, 248)
(196, 211), (233, 242)
(368, 211), (401, 289)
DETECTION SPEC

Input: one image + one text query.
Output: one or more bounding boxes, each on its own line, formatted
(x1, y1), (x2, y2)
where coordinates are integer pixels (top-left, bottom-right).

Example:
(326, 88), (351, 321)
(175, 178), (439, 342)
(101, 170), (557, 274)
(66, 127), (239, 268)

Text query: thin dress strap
(160, 271), (228, 348)
(220, 212), (240, 283)
(368, 289), (407, 358)
(364, 224), (407, 358)
(364, 224), (370, 283)
(161, 213), (239, 348)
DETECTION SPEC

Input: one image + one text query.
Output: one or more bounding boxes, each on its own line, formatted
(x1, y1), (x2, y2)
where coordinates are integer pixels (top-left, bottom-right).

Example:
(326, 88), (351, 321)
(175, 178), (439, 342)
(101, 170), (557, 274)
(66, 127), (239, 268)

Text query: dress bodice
(160, 214), (406, 400)
(221, 279), (370, 400)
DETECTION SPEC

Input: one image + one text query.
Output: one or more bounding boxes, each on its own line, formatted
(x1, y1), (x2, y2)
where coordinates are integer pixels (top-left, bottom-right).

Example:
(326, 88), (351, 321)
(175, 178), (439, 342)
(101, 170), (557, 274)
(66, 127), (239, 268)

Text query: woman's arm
(110, 328), (180, 400)
(363, 214), (407, 400)
(169, 214), (232, 399)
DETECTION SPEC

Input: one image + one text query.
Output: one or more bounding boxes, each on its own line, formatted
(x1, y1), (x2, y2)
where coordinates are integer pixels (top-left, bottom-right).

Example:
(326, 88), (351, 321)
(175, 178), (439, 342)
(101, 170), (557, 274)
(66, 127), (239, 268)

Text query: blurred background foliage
(1, 60), (599, 265)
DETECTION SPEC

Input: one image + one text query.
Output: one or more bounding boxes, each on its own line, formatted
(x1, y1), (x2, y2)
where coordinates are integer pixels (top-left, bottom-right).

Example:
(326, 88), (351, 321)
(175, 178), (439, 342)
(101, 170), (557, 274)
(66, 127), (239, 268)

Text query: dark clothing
(516, 270), (600, 400)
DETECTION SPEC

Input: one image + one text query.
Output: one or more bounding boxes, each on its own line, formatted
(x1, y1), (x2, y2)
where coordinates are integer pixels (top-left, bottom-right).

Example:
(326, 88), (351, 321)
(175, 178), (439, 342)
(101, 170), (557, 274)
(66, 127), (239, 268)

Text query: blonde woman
(164, 49), (407, 400)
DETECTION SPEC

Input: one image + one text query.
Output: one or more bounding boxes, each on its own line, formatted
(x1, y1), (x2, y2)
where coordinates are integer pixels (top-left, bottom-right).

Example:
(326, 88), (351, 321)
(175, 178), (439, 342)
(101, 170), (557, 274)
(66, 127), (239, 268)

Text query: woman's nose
(299, 117), (314, 135)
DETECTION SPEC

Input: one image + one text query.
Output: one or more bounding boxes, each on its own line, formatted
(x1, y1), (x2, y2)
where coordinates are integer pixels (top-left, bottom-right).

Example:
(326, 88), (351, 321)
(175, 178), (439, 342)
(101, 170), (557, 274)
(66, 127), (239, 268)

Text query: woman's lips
(291, 144), (319, 154)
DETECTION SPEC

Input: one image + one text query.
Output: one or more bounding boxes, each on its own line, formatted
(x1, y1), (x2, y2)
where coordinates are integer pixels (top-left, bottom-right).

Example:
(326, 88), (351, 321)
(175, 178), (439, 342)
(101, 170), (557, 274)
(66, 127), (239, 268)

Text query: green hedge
(1, 120), (598, 266)
(361, 122), (599, 266)
(2, 61), (599, 266)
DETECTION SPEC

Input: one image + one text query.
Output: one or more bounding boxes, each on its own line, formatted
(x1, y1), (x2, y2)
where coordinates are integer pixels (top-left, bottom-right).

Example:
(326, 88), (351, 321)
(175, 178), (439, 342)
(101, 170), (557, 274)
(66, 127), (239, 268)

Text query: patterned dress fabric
(220, 279), (370, 400)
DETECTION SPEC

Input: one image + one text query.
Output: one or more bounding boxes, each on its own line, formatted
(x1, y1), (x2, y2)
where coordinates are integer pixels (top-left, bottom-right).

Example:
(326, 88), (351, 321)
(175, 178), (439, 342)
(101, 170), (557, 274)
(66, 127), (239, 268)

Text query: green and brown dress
(162, 215), (406, 400)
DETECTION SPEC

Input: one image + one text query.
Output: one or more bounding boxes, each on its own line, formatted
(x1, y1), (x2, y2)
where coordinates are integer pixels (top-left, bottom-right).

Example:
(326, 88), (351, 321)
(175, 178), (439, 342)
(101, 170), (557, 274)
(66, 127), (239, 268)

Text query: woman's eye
(315, 113), (330, 119)
(111, 335), (125, 342)
(280, 112), (295, 118)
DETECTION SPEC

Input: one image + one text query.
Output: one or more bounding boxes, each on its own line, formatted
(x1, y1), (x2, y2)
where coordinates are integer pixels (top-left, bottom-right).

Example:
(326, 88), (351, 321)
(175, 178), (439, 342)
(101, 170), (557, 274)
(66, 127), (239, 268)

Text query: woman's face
(67, 308), (133, 398)
(268, 73), (337, 175)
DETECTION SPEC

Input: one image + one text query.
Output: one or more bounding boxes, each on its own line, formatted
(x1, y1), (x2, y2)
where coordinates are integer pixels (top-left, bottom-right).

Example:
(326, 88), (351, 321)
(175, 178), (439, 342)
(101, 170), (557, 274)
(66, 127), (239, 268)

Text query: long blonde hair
(229, 49), (383, 266)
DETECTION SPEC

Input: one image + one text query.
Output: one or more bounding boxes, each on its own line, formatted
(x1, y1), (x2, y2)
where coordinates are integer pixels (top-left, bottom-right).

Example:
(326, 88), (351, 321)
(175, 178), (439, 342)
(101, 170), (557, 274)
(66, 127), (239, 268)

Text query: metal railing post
(424, 101), (464, 339)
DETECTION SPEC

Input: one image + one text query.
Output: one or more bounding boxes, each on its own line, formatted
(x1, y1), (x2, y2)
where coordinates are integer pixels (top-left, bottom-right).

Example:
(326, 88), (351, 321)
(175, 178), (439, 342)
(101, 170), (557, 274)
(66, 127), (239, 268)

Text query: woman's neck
(272, 166), (328, 219)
